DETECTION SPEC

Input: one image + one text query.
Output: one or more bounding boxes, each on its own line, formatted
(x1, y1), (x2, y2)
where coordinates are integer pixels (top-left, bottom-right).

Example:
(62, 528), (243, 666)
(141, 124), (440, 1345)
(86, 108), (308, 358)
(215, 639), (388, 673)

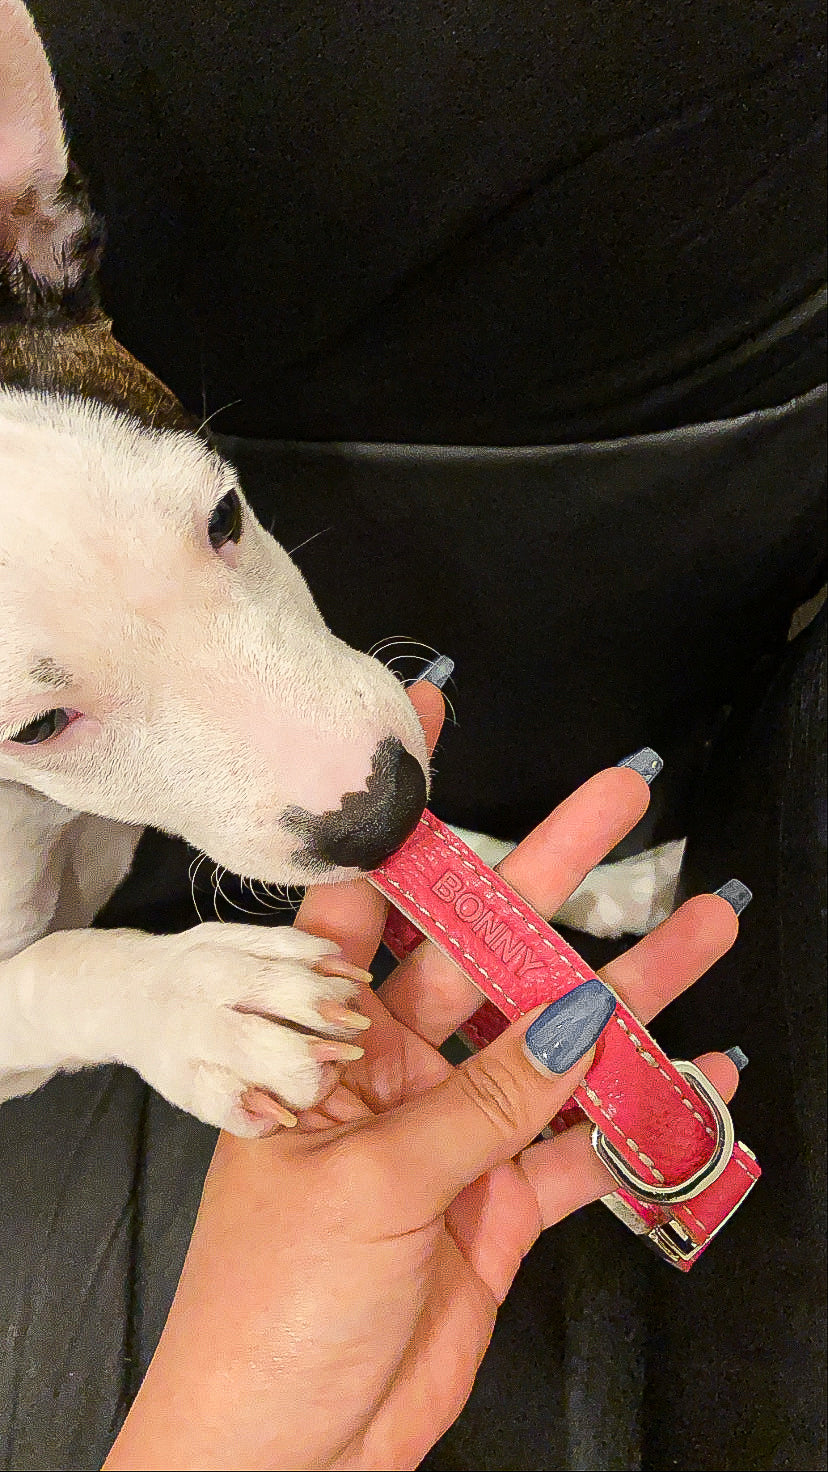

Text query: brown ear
(0, 0), (100, 317)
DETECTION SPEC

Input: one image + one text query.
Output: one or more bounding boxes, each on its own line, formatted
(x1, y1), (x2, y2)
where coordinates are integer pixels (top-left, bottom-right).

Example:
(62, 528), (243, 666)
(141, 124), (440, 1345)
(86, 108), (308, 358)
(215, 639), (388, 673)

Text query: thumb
(370, 978), (616, 1221)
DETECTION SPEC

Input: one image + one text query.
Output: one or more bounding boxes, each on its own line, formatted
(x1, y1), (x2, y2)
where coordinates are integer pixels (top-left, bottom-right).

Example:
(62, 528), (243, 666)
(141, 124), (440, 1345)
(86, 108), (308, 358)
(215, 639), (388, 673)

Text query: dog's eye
(208, 489), (243, 550)
(7, 709), (72, 745)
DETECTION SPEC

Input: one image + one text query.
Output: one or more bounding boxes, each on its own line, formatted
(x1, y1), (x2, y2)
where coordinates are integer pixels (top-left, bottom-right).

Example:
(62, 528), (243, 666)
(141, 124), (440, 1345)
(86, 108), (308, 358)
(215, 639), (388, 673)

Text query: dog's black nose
(285, 737), (427, 873)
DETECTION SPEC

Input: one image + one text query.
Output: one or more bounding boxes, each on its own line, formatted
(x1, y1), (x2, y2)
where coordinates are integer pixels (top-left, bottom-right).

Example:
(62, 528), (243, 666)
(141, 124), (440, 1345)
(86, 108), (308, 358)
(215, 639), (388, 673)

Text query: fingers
(598, 892), (739, 1023)
(520, 1050), (741, 1229)
(406, 677), (445, 755)
(363, 991), (612, 1224)
(295, 878), (388, 970)
(294, 680), (445, 966)
(378, 766), (651, 1042)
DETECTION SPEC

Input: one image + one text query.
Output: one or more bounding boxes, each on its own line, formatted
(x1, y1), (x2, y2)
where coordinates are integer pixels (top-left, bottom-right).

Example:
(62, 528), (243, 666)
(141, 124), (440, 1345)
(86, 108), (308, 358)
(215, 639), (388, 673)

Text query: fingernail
(311, 1039), (365, 1063)
(724, 1045), (749, 1072)
(523, 978), (616, 1076)
(414, 654), (455, 689)
(616, 747), (664, 783)
(714, 880), (753, 916)
(317, 1000), (372, 1032)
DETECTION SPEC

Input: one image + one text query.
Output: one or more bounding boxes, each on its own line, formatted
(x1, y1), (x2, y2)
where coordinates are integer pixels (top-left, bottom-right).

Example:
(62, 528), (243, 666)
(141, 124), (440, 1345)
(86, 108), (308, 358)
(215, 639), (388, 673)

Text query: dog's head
(0, 0), (428, 885)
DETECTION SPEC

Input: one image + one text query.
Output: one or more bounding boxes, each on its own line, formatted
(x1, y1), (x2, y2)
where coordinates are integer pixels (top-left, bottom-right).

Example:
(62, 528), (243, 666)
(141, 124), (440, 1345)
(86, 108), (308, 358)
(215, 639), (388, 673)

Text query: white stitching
(381, 869), (670, 1179)
(734, 1154), (760, 1180)
(418, 814), (714, 1129)
(383, 871), (665, 1171)
(384, 823), (761, 1243)
(614, 1016), (716, 1139)
(379, 813), (722, 1186)
(684, 1204), (708, 1233)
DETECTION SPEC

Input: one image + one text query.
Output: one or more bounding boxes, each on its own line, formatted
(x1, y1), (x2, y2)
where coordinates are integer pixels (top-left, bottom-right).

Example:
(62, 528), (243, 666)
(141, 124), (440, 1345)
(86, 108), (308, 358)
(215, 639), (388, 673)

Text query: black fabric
(0, 1070), (216, 1471)
(218, 389), (827, 849)
(2, 3), (827, 1469)
(29, 0), (826, 444)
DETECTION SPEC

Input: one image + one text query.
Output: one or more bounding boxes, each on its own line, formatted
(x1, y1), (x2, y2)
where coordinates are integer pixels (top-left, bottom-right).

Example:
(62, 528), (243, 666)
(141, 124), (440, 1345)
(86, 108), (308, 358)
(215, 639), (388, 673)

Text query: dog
(0, 0), (681, 1136)
(0, 0), (437, 1134)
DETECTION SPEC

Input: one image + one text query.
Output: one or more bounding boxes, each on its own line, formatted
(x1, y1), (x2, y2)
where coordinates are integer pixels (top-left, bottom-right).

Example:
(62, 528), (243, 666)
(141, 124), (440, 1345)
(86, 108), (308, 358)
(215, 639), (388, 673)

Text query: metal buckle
(645, 1151), (759, 1267)
(645, 1217), (701, 1266)
(589, 1059), (735, 1206)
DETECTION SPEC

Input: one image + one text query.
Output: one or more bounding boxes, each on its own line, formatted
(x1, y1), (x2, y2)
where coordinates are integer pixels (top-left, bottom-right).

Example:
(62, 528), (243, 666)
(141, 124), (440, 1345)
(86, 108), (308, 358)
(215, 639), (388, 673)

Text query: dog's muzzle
(283, 736), (427, 872)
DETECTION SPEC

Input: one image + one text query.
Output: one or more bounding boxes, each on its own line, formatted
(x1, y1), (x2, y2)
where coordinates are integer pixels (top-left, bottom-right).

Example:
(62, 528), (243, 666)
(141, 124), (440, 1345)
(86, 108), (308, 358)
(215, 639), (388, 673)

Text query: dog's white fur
(0, 0), (680, 1135)
(0, 390), (430, 1132)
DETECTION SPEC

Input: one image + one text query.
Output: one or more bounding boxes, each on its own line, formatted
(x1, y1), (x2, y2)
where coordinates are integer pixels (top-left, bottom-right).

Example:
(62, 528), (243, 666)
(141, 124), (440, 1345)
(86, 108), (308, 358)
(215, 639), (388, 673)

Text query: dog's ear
(0, 0), (100, 317)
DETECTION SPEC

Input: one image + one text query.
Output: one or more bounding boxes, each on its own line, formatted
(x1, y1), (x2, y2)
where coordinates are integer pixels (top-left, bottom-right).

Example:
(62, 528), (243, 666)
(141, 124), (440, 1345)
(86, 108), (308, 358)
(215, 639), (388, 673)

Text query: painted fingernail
(724, 1045), (749, 1072)
(714, 879), (753, 916)
(524, 978), (616, 1076)
(616, 747), (664, 783)
(415, 654), (455, 689)
(311, 1039), (365, 1063)
(317, 1000), (372, 1032)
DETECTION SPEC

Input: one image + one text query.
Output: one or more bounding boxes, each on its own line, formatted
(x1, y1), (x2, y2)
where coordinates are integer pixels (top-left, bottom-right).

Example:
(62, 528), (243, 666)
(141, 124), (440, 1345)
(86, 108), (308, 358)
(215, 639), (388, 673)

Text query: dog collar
(371, 810), (760, 1270)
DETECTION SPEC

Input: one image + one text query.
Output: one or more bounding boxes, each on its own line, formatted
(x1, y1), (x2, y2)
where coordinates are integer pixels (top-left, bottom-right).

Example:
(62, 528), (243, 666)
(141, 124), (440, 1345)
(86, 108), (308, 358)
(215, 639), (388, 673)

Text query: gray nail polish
(524, 978), (616, 1075)
(415, 654), (455, 689)
(714, 880), (753, 916)
(616, 747), (664, 783)
(724, 1045), (749, 1072)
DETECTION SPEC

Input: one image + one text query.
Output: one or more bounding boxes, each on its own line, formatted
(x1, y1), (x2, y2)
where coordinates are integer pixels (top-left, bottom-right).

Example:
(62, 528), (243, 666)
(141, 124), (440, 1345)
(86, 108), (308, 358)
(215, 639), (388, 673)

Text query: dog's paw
(125, 924), (371, 1135)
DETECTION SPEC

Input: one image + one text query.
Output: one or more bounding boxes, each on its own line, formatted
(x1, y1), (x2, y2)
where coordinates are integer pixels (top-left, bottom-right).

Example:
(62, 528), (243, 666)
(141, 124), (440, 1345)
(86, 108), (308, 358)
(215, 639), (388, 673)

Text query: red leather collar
(372, 810), (759, 1270)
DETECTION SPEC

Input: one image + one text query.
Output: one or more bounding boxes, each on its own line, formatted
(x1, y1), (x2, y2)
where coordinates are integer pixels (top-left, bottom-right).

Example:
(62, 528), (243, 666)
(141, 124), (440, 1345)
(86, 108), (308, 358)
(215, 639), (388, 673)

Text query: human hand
(105, 683), (744, 1471)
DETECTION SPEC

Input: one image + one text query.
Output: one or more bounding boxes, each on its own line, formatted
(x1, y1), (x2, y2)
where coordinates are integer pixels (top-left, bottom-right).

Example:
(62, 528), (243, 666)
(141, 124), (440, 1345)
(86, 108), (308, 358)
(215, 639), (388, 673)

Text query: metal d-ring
(589, 1060), (735, 1206)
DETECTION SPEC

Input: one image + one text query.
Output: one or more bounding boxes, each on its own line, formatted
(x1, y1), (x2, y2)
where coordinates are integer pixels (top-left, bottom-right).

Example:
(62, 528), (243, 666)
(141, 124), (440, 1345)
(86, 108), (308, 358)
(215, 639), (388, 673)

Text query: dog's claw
(313, 955), (374, 987)
(317, 1000), (372, 1031)
(310, 1039), (365, 1063)
(240, 1087), (298, 1129)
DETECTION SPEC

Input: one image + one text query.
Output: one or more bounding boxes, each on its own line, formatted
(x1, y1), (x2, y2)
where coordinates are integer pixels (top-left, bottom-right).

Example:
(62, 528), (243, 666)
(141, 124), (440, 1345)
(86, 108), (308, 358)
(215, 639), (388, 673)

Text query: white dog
(0, 0), (436, 1134)
(0, 1), (680, 1136)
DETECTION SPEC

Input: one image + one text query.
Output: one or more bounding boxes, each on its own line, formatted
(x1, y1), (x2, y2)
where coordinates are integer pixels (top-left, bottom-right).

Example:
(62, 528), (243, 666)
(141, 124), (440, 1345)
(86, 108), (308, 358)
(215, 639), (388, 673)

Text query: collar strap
(371, 810), (760, 1270)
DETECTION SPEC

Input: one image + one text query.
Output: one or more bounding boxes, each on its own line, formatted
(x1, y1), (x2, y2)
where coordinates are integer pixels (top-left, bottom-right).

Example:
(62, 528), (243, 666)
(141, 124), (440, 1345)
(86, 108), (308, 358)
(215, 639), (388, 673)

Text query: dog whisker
(194, 398), (242, 437)
(367, 635), (440, 659)
(212, 868), (280, 921)
(259, 881), (301, 913)
(242, 874), (294, 914)
(200, 347), (208, 426)
(370, 643), (431, 660)
(388, 652), (447, 662)
(210, 864), (224, 923)
(368, 635), (439, 651)
(253, 890), (295, 913)
(368, 650), (458, 725)
(287, 526), (332, 558)
(189, 852), (211, 924)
